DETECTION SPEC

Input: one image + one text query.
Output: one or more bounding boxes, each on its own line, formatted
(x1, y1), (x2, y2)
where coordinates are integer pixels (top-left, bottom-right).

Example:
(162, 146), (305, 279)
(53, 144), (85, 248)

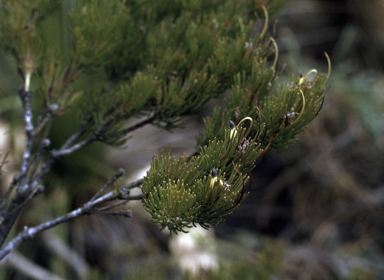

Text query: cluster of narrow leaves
(0, 0), (284, 145)
(142, 125), (265, 234)
(143, 57), (330, 233)
(197, 61), (331, 150)
(142, 7), (331, 233)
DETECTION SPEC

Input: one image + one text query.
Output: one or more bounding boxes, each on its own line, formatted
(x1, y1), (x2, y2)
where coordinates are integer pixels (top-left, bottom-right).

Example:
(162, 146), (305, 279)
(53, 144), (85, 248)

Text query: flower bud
(228, 120), (235, 129)
(211, 168), (217, 178)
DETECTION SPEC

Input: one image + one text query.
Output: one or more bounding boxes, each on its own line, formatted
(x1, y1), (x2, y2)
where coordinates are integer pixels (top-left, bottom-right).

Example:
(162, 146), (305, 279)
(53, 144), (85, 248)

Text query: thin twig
(0, 189), (141, 260)
(122, 114), (156, 135)
(90, 168), (125, 202)
(35, 102), (58, 136)
(29, 154), (56, 189)
(27, 139), (51, 183)
(118, 193), (144, 200)
(30, 133), (97, 189)
(60, 126), (87, 150)
(30, 129), (93, 185)
(123, 179), (143, 190)
(55, 134), (98, 157)
(0, 176), (143, 260)
(0, 175), (20, 211)
(56, 65), (79, 108)
(89, 210), (133, 218)
(96, 200), (128, 211)
(39, 104), (59, 139)
(8, 185), (44, 215)
(35, 99), (48, 130)
(31, 114), (154, 187)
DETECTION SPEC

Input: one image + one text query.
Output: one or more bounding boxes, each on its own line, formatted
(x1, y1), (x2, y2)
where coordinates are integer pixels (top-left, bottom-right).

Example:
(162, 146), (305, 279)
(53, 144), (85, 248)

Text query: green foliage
(142, 126), (259, 234)
(142, 5), (330, 233)
(69, 0), (129, 72)
(0, 0), (329, 235)
(0, 0), (291, 142)
(198, 59), (330, 150)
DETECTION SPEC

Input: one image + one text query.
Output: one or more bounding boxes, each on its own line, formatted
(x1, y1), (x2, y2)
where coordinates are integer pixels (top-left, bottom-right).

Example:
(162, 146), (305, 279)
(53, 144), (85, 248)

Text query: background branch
(41, 231), (90, 279)
(0, 251), (64, 280)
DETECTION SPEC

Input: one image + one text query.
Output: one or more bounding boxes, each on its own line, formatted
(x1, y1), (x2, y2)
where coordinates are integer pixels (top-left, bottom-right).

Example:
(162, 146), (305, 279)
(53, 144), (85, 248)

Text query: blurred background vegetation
(0, 0), (383, 279)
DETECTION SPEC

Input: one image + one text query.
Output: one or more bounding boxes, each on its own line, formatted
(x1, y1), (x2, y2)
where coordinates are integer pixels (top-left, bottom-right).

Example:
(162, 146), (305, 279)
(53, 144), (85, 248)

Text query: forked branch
(0, 169), (143, 261)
